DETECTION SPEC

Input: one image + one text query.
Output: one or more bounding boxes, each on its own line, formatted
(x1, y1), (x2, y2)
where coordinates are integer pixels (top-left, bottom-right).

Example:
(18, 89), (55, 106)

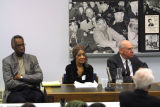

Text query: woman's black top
(64, 60), (94, 84)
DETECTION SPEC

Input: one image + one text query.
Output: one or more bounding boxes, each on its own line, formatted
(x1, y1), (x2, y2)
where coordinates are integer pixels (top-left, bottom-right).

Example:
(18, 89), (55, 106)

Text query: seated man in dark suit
(2, 35), (44, 103)
(107, 40), (148, 83)
(119, 68), (160, 107)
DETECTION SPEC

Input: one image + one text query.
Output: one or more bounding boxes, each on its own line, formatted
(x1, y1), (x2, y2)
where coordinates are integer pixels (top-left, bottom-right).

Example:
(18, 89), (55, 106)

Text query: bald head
(119, 40), (134, 59)
(119, 40), (132, 49)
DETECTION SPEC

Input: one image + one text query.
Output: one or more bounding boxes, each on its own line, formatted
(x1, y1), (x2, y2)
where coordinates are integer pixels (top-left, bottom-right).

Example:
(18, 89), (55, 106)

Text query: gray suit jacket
(2, 53), (43, 103)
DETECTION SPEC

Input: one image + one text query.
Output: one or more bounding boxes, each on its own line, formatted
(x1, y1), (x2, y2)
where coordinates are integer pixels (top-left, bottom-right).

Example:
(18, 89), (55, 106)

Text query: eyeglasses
(126, 47), (133, 51)
(15, 43), (26, 48)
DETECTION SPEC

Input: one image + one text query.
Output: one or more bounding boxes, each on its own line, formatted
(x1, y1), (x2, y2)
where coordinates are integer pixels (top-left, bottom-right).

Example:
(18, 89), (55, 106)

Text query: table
(44, 83), (160, 102)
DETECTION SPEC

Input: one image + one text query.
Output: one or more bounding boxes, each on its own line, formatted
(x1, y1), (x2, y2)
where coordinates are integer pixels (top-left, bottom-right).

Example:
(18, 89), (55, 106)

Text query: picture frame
(68, 0), (160, 56)
(139, 0), (160, 52)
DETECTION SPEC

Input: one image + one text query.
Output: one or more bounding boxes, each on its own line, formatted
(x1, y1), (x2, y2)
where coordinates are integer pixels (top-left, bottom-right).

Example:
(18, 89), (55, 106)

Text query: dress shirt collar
(120, 54), (126, 64)
(120, 54), (133, 76)
(120, 54), (131, 65)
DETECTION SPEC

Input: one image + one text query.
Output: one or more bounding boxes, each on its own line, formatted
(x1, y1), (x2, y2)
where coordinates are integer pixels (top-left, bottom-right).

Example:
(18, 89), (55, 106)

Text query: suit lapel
(130, 57), (136, 74)
(116, 53), (126, 76)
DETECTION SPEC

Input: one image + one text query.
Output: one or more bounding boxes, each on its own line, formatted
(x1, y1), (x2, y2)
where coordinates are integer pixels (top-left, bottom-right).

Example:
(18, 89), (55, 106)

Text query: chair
(93, 73), (98, 83)
(62, 73), (98, 84)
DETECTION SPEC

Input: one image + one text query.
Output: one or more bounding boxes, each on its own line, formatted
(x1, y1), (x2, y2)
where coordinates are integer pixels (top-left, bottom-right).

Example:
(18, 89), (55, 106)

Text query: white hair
(118, 42), (124, 49)
(134, 68), (154, 89)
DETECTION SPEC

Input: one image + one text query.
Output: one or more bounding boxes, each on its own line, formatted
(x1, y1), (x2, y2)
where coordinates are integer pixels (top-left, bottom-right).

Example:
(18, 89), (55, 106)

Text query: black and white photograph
(145, 15), (159, 33)
(145, 34), (159, 51)
(143, 0), (160, 14)
(69, 0), (138, 54)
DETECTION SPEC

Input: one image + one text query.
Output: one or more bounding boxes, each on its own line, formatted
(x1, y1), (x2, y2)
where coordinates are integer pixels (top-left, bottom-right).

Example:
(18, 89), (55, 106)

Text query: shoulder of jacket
(87, 64), (93, 68)
(108, 53), (119, 60)
(24, 53), (37, 59)
(2, 53), (14, 62)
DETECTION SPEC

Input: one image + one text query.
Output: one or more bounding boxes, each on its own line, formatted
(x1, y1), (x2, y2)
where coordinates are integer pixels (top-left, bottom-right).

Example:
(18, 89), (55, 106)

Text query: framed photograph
(145, 15), (159, 33)
(139, 0), (160, 52)
(69, 0), (139, 55)
(145, 34), (159, 51)
(143, 0), (160, 15)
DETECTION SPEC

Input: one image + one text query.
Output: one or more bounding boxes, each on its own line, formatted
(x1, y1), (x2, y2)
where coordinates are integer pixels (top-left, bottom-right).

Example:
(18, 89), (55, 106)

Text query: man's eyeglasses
(126, 48), (133, 51)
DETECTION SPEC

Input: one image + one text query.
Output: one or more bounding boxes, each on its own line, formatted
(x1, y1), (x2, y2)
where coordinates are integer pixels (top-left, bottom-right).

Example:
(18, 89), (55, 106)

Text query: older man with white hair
(119, 68), (160, 107)
(107, 40), (148, 83)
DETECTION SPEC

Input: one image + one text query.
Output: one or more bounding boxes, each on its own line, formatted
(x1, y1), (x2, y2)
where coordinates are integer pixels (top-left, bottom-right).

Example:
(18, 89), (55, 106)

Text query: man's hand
(14, 74), (22, 80)
(132, 76), (135, 80)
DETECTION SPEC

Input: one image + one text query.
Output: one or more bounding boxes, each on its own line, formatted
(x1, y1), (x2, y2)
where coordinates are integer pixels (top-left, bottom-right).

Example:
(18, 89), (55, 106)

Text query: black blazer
(119, 89), (160, 107)
(107, 53), (148, 83)
(64, 60), (94, 84)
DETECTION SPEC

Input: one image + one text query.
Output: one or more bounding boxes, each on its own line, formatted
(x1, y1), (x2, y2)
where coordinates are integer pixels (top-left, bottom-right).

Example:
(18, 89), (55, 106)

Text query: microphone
(105, 67), (115, 91)
(106, 67), (112, 82)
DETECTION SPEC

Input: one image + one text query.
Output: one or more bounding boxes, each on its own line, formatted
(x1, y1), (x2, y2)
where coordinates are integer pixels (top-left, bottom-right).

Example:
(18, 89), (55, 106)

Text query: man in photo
(148, 18), (154, 26)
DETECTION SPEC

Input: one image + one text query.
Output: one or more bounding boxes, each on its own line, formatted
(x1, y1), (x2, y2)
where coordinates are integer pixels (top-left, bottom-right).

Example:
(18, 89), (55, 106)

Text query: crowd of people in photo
(69, 1), (139, 53)
(144, 0), (160, 14)
(145, 35), (159, 50)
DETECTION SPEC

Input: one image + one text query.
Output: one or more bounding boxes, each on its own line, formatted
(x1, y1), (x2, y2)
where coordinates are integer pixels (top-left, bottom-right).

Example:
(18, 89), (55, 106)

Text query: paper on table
(42, 81), (61, 87)
(74, 81), (98, 88)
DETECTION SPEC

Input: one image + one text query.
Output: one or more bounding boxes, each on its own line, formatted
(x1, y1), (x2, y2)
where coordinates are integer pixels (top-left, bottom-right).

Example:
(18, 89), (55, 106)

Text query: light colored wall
(0, 0), (160, 89)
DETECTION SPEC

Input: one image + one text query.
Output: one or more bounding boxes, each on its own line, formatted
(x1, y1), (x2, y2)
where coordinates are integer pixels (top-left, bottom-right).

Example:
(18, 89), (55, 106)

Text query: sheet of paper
(74, 81), (98, 88)
(42, 81), (61, 86)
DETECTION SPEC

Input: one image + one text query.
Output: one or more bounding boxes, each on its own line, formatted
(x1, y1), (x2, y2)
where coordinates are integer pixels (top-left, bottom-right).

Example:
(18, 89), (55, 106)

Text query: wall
(0, 0), (160, 89)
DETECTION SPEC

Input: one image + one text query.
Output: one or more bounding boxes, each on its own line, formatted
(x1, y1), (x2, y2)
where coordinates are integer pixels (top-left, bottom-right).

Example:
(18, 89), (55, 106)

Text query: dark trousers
(7, 86), (44, 103)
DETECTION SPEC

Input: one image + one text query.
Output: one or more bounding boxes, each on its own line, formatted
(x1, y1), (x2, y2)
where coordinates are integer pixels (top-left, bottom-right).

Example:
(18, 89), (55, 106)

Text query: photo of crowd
(143, 0), (160, 52)
(143, 0), (160, 14)
(145, 34), (159, 51)
(69, 0), (139, 54)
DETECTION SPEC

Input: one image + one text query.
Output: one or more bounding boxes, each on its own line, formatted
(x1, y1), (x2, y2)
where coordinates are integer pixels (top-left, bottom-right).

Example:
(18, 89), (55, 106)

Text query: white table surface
(0, 102), (120, 107)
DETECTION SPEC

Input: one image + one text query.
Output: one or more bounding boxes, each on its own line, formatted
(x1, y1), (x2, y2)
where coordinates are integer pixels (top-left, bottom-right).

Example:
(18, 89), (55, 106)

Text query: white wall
(0, 0), (160, 89)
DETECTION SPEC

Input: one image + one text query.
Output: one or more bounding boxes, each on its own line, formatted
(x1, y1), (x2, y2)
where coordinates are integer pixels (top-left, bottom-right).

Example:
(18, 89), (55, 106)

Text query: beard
(16, 51), (24, 57)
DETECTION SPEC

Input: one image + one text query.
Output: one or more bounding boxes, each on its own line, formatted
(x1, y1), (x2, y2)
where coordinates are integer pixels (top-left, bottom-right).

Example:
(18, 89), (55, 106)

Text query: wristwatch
(20, 75), (23, 79)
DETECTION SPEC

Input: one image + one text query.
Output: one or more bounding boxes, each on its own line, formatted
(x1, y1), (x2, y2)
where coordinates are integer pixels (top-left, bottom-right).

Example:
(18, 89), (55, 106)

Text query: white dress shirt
(120, 55), (133, 76)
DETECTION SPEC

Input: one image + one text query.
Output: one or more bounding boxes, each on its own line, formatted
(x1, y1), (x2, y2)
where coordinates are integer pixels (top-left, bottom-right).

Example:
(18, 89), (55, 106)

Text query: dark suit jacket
(64, 60), (94, 84)
(119, 89), (160, 107)
(107, 53), (148, 83)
